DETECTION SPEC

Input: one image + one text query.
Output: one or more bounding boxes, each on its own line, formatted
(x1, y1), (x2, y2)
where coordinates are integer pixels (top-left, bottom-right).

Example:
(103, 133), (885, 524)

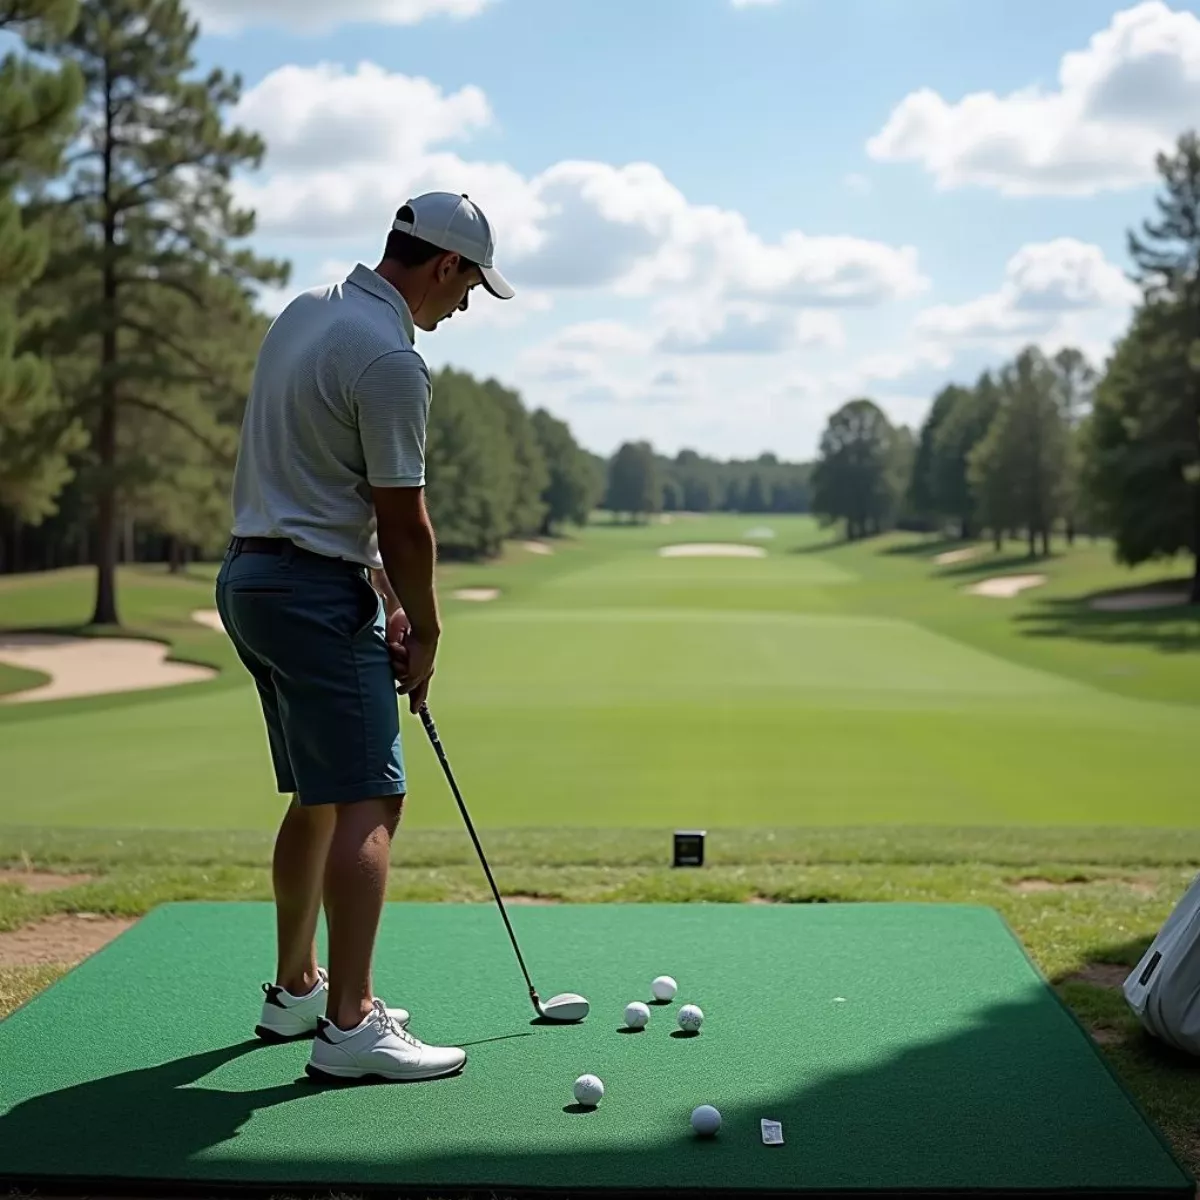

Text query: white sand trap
(522, 541), (553, 555)
(744, 526), (776, 540)
(1089, 589), (1190, 612)
(452, 588), (500, 602)
(935, 547), (982, 565)
(968, 574), (1047, 599)
(659, 543), (767, 558)
(0, 632), (215, 703)
(192, 608), (225, 632)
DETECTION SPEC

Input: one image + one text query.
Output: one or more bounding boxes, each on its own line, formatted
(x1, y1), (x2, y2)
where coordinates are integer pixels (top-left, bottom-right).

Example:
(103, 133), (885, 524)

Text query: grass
(1, 516), (1199, 1186)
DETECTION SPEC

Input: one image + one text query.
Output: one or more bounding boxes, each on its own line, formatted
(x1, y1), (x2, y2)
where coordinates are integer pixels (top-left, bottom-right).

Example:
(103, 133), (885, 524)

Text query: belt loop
(229, 535), (243, 558)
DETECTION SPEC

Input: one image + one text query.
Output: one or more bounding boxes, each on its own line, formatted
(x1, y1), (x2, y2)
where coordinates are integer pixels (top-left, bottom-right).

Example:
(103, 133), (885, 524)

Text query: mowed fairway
(0, 515), (1195, 831)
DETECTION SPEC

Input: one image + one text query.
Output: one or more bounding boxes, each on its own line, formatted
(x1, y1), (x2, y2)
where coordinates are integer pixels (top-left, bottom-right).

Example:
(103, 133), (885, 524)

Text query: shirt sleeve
(353, 350), (432, 487)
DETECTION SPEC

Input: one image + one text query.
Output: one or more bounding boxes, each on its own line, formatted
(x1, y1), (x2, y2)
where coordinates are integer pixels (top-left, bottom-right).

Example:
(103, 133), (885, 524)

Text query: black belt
(230, 535), (299, 555)
(228, 536), (360, 570)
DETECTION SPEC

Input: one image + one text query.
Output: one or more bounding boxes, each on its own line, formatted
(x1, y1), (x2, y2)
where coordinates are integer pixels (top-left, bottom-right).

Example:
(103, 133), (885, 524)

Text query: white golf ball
(573, 1073), (604, 1106)
(652, 975), (678, 1001)
(624, 1001), (650, 1029)
(677, 1003), (704, 1032)
(691, 1104), (722, 1136)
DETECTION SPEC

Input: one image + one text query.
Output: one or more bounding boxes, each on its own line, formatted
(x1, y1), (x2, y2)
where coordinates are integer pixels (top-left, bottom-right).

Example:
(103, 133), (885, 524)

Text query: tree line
(601, 443), (811, 521)
(809, 132), (1200, 603)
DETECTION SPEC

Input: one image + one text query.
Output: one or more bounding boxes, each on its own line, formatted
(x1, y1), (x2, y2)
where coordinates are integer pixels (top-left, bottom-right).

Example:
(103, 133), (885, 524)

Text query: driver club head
(538, 992), (590, 1023)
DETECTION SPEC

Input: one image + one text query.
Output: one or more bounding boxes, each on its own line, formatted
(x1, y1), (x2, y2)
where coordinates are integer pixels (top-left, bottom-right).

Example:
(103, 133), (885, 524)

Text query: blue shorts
(215, 539), (405, 806)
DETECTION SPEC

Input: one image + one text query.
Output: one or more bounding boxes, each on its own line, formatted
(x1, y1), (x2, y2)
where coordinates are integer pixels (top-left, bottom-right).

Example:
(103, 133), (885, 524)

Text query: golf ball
(624, 1001), (650, 1029)
(691, 1104), (722, 1136)
(573, 1073), (604, 1106)
(677, 1003), (704, 1032)
(652, 975), (678, 1001)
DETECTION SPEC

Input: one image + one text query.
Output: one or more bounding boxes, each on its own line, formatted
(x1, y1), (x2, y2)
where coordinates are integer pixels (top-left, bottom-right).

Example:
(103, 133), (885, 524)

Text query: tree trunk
(167, 536), (183, 574)
(993, 529), (1001, 551)
(90, 68), (120, 628)
(1066, 518), (1075, 546)
(960, 517), (971, 541)
(1040, 527), (1050, 557)
(1027, 527), (1036, 558)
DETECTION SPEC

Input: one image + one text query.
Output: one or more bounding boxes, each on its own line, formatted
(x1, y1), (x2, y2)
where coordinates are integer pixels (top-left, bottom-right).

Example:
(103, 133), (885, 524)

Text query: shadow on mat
(1, 985), (1194, 1194)
(0, 1039), (311, 1172)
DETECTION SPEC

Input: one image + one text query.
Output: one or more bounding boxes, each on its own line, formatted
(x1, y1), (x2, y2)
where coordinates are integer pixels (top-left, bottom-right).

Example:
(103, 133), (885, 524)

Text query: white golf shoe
(255, 969), (411, 1042)
(306, 998), (467, 1083)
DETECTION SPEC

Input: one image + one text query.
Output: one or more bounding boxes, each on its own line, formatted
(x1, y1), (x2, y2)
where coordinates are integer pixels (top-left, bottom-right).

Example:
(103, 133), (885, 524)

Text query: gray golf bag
(1124, 871), (1200, 1055)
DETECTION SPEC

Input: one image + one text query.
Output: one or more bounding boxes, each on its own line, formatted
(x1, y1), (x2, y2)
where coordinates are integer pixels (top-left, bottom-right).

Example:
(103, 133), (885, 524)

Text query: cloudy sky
(188, 0), (1200, 460)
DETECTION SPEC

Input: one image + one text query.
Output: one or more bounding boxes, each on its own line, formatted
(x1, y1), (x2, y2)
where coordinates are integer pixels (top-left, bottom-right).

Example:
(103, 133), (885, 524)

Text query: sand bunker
(452, 588), (500, 602)
(935, 547), (982, 565)
(0, 632), (215, 703)
(967, 575), (1047, 599)
(522, 541), (553, 556)
(192, 608), (225, 632)
(658, 543), (767, 558)
(744, 527), (776, 540)
(1089, 589), (1190, 613)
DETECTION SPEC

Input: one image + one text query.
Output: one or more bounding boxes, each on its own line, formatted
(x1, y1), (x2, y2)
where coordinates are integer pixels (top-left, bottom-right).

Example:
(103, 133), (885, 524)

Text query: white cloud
(866, 1), (1200, 195)
(843, 173), (872, 195)
(191, 0), (491, 34)
(656, 304), (844, 354)
(915, 239), (1138, 342)
(233, 62), (927, 310)
(235, 64), (491, 173)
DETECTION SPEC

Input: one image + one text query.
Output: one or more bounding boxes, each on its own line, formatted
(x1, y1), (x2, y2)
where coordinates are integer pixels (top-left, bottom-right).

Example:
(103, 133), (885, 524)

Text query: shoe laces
(369, 997), (420, 1046)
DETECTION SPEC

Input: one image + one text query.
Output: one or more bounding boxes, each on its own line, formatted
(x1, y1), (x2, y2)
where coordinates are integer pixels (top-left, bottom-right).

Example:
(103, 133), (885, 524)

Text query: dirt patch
(452, 587), (500, 602)
(967, 574), (1047, 598)
(0, 869), (93, 894)
(192, 608), (225, 631)
(0, 632), (215, 703)
(935, 547), (982, 565)
(0, 913), (136, 966)
(1069, 963), (1132, 989)
(658, 543), (767, 558)
(506, 894), (561, 904)
(522, 541), (553, 556)
(1011, 876), (1088, 893)
(1011, 875), (1157, 897)
(1089, 589), (1190, 613)
(1089, 1026), (1127, 1047)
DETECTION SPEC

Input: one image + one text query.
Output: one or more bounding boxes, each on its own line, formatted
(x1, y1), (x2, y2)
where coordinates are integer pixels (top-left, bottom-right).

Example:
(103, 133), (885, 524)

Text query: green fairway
(0, 517), (1196, 830)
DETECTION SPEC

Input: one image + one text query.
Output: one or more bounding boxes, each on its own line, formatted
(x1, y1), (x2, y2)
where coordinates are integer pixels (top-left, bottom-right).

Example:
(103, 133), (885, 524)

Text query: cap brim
(480, 263), (515, 300)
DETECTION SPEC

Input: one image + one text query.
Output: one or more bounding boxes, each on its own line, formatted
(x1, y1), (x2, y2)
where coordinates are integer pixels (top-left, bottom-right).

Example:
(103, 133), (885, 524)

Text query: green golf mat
(0, 901), (1191, 1199)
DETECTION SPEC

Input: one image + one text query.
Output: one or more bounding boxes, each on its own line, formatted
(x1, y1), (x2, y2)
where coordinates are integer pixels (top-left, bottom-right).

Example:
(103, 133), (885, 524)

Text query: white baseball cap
(391, 191), (514, 300)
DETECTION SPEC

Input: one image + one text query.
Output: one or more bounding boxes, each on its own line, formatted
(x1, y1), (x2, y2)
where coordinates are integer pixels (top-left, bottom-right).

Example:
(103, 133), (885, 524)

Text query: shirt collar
(346, 263), (416, 343)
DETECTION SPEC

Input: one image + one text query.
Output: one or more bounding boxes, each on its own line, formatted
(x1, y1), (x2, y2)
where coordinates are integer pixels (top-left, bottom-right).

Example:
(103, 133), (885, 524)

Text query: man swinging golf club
(215, 192), (513, 1083)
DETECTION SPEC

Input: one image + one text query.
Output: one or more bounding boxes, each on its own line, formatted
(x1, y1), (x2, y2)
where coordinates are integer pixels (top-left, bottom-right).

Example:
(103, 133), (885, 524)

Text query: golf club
(415, 701), (589, 1024)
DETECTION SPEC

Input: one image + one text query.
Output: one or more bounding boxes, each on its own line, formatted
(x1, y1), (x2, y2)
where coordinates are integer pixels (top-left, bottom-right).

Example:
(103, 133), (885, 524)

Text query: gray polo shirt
(230, 264), (431, 569)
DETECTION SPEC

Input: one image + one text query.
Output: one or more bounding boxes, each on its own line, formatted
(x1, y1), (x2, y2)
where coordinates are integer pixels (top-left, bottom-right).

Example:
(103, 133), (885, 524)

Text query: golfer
(215, 192), (514, 1084)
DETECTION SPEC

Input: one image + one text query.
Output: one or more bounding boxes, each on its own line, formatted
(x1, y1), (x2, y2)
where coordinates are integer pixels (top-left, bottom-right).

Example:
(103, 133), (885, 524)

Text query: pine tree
(25, 0), (287, 623)
(0, 0), (86, 537)
(1088, 129), (1200, 602)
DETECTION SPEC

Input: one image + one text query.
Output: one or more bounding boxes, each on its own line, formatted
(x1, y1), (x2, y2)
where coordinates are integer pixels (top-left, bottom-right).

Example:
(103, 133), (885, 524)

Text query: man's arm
(354, 348), (438, 637)
(371, 485), (441, 641)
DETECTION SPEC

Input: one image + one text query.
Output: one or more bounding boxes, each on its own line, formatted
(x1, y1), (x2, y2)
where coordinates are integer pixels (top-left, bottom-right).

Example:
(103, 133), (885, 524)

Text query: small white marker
(833, 996), (847, 1003)
(761, 1119), (784, 1145)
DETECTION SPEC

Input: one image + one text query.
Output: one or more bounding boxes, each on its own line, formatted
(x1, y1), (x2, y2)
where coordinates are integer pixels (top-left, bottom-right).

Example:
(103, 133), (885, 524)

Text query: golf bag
(1124, 870), (1200, 1055)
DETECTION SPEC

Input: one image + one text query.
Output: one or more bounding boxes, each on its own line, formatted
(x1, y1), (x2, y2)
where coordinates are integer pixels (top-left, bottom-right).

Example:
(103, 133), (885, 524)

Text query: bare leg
(273, 795), (336, 995)
(323, 795), (405, 1030)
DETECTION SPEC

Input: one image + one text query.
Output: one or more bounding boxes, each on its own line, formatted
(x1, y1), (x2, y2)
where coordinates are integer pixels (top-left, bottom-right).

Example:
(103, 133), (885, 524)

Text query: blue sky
(186, 0), (1200, 460)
